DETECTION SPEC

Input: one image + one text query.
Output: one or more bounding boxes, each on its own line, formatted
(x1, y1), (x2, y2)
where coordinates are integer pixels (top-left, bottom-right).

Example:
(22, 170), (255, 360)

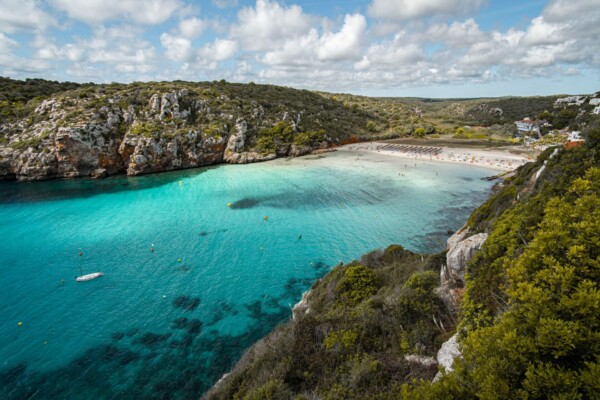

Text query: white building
(568, 131), (583, 141)
(555, 96), (587, 107)
(590, 98), (600, 106)
(515, 118), (540, 134)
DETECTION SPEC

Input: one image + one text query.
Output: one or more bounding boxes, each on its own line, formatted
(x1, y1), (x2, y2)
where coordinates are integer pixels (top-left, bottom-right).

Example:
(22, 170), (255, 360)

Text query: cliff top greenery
(1, 77), (594, 152)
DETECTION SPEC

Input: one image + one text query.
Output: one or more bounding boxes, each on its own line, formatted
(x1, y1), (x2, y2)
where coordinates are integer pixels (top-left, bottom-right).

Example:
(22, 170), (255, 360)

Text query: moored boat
(76, 272), (103, 282)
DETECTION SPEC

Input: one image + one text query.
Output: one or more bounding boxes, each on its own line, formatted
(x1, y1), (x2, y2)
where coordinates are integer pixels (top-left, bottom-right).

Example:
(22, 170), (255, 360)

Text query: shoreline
(338, 141), (532, 172)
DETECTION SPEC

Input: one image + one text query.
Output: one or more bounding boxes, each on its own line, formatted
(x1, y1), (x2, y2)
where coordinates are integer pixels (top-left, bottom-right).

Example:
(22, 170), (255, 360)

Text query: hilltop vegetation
(204, 128), (600, 399)
(0, 77), (595, 153)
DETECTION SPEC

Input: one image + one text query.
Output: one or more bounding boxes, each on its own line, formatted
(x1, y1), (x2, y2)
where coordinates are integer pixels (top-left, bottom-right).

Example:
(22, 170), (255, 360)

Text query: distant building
(515, 118), (541, 135)
(555, 96), (587, 107)
(590, 98), (600, 106)
(594, 106), (600, 115)
(568, 131), (583, 141)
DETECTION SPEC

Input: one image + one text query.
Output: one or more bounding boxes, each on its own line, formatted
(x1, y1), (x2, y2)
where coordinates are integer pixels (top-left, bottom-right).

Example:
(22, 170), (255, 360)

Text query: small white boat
(76, 272), (104, 282)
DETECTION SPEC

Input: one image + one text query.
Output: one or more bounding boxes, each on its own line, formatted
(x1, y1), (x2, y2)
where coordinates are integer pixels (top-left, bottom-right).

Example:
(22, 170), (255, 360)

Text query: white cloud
(522, 17), (566, 46)
(368, 0), (483, 20)
(160, 33), (193, 61)
(355, 35), (424, 70)
(198, 38), (238, 61)
(0, 0), (57, 33)
(260, 13), (366, 67)
(231, 0), (313, 51)
(426, 18), (486, 47)
(543, 0), (599, 22)
(50, 0), (184, 25)
(178, 17), (206, 39)
(0, 33), (18, 53)
(317, 14), (366, 61)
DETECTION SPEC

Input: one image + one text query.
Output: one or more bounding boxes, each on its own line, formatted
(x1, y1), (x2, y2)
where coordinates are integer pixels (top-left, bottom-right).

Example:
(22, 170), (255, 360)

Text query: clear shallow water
(0, 151), (494, 399)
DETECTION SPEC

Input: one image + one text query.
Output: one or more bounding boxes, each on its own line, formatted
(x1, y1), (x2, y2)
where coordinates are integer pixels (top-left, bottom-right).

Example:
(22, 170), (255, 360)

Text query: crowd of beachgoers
(340, 142), (530, 172)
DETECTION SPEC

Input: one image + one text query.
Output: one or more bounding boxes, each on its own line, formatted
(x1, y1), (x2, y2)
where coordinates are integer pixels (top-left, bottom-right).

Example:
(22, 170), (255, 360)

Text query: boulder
(292, 290), (312, 321)
(433, 333), (461, 382)
(446, 232), (488, 285)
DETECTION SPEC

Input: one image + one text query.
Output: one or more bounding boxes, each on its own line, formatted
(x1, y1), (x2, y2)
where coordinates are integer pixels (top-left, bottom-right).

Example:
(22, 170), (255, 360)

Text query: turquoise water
(0, 151), (494, 399)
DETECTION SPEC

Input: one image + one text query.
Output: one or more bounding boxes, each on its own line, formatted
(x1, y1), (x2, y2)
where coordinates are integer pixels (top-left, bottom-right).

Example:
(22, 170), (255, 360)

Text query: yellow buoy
(18, 322), (23, 326)
(227, 203), (232, 207)
(178, 258), (182, 263)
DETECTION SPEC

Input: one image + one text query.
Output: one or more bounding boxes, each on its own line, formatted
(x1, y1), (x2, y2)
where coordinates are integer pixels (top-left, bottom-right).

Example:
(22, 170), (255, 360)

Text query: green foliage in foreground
(205, 246), (450, 399)
(403, 134), (600, 399)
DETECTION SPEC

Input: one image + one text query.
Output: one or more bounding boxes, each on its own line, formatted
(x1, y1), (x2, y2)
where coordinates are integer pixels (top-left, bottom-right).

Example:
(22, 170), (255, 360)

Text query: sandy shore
(338, 142), (532, 172)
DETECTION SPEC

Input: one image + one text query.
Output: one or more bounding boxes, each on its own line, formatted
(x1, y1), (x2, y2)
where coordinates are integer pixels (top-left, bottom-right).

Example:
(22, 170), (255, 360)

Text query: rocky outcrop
(119, 131), (226, 176)
(292, 290), (312, 321)
(433, 333), (461, 382)
(438, 228), (488, 310)
(445, 232), (488, 285)
(404, 354), (437, 367)
(0, 88), (332, 181)
(223, 118), (277, 164)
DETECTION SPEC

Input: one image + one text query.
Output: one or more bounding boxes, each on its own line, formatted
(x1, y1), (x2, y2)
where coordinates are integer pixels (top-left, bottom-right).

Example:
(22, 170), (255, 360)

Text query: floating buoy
(178, 258), (182, 263)
(264, 216), (269, 220)
(260, 246), (264, 251)
(78, 251), (83, 257)
(227, 203), (232, 207)
(18, 322), (23, 327)
(151, 244), (155, 252)
(43, 341), (48, 345)
(178, 180), (183, 186)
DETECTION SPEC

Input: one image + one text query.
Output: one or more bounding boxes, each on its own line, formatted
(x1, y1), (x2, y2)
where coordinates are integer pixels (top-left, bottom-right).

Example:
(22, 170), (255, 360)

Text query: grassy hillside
(204, 127), (600, 399)
(1, 77), (594, 150)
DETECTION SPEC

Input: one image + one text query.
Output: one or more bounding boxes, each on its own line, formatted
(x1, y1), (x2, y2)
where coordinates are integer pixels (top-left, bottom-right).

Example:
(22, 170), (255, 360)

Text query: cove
(0, 150), (494, 399)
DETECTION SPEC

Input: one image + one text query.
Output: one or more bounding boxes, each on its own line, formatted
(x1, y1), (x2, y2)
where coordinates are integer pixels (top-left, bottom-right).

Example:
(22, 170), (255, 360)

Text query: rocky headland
(0, 88), (335, 181)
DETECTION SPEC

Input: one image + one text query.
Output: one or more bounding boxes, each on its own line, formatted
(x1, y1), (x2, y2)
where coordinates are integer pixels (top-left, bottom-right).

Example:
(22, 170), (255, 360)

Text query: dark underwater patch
(173, 295), (201, 311)
(172, 317), (189, 329)
(111, 332), (125, 341)
(186, 319), (203, 335)
(229, 198), (260, 209)
(133, 333), (172, 348)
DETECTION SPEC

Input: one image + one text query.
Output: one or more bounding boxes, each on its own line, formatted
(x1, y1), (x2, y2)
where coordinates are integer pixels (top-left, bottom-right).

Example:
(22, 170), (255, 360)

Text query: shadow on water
(0, 266), (328, 400)
(0, 166), (218, 204)
(229, 181), (403, 211)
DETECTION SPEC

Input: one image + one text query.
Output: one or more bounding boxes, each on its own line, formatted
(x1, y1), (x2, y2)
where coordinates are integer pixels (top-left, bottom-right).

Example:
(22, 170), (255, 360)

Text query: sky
(0, 0), (598, 97)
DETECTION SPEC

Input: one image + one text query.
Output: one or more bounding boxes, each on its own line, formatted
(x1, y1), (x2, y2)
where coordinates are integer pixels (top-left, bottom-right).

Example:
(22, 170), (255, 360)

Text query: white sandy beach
(338, 142), (532, 172)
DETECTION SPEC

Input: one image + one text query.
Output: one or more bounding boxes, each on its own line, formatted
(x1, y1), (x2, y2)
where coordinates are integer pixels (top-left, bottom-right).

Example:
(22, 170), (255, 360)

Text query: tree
(413, 127), (426, 137)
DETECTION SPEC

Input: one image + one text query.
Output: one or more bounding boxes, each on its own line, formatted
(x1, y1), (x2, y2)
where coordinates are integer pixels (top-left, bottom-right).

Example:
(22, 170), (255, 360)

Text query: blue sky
(0, 0), (598, 97)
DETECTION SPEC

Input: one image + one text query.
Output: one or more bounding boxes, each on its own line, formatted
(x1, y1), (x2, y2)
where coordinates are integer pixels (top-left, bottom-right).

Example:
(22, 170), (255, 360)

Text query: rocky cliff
(0, 81), (372, 181)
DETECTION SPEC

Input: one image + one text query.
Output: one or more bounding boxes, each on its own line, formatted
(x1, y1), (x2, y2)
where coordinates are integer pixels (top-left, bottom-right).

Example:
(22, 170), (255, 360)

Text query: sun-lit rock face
(0, 85), (335, 181)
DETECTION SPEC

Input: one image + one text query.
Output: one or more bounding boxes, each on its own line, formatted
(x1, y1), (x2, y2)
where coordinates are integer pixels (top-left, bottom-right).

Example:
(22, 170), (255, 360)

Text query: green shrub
(238, 379), (292, 400)
(130, 122), (162, 138)
(293, 129), (325, 147)
(324, 329), (358, 351)
(335, 265), (380, 306)
(256, 121), (293, 153)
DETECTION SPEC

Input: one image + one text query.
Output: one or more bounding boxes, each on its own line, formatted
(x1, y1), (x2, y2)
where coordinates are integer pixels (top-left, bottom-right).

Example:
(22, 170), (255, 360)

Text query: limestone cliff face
(0, 89), (331, 181)
(438, 227), (488, 310)
(223, 118), (276, 164)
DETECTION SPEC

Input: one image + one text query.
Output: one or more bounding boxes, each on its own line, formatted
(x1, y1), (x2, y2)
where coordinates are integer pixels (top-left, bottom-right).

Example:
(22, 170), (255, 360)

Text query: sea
(0, 150), (494, 399)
